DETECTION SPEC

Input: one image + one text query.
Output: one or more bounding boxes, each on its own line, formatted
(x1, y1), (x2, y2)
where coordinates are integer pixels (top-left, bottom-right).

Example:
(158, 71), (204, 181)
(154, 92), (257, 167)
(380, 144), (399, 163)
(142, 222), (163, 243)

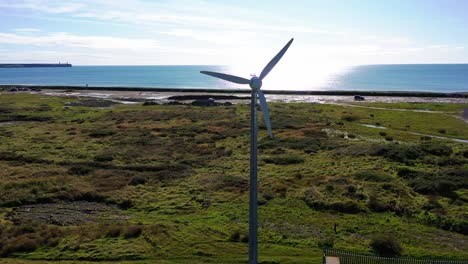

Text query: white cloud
(2, 0), (466, 65)
(14, 28), (41, 33)
(0, 0), (84, 13)
(0, 32), (159, 50)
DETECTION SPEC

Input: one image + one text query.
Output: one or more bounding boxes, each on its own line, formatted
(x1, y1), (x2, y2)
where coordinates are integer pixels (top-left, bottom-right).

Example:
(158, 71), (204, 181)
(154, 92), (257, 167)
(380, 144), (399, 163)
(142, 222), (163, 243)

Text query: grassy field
(0, 93), (467, 263)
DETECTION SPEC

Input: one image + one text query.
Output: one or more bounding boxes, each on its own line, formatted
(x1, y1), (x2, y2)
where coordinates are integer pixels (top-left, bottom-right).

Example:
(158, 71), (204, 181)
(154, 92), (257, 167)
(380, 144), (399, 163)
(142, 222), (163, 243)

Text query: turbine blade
(259, 38), (294, 80)
(200, 71), (250, 84)
(258, 90), (273, 138)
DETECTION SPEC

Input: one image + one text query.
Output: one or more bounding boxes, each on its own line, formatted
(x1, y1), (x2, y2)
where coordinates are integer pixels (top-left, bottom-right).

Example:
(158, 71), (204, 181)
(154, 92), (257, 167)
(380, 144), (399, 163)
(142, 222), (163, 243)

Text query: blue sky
(0, 0), (467, 67)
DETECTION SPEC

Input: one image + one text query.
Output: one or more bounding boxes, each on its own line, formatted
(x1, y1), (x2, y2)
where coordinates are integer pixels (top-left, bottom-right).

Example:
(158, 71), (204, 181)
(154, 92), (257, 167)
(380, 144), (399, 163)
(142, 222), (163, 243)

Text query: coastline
(1, 84), (467, 98)
(1, 87), (467, 106)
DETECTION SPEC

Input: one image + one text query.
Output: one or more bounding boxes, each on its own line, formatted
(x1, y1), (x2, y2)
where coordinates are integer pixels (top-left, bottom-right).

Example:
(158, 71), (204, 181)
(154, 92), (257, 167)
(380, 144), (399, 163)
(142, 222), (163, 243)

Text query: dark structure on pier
(0, 63), (72, 68)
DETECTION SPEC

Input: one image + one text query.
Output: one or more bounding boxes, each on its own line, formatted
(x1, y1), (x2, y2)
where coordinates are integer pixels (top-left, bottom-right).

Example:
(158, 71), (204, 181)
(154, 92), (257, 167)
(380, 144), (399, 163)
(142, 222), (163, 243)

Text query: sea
(0, 64), (467, 92)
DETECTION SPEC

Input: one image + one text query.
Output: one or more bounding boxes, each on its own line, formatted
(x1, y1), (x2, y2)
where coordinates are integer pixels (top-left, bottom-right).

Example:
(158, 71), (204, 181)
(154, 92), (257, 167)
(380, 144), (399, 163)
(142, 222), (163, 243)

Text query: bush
(0, 224), (63, 257)
(263, 155), (304, 165)
(1, 236), (39, 256)
(318, 236), (335, 249)
(420, 143), (452, 157)
(341, 115), (360, 122)
(129, 176), (147, 186)
(379, 131), (387, 137)
(438, 128), (446, 134)
(463, 150), (468, 158)
(123, 226), (142, 239)
(68, 166), (93, 175)
(229, 231), (241, 242)
(354, 171), (392, 182)
(329, 201), (364, 214)
(215, 175), (248, 191)
(93, 154), (114, 162)
(303, 188), (326, 210)
(89, 129), (115, 138)
(370, 234), (403, 257)
(105, 226), (122, 238)
(376, 144), (423, 163)
(385, 136), (393, 141)
(367, 195), (388, 212)
(406, 168), (467, 196)
(304, 189), (364, 214)
(259, 137), (321, 151)
(240, 234), (249, 243)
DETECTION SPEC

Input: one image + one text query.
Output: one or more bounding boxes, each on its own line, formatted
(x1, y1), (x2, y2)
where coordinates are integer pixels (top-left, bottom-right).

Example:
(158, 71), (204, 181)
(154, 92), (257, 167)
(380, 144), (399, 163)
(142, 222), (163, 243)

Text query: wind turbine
(200, 38), (294, 264)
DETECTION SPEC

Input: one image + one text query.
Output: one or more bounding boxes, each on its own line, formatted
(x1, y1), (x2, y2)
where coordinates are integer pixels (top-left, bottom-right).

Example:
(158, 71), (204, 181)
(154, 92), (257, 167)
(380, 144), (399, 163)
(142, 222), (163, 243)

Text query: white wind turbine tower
(200, 38), (294, 264)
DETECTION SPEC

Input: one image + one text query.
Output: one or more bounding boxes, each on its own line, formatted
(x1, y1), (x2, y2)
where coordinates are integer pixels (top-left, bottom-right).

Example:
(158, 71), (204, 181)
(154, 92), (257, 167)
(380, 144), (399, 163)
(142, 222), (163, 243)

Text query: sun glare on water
(222, 45), (353, 91)
(225, 62), (352, 91)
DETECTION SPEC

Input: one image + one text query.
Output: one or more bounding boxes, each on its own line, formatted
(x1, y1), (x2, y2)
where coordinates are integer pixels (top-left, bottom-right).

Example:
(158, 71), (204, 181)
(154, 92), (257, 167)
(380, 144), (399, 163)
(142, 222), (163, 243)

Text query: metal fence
(323, 248), (468, 264)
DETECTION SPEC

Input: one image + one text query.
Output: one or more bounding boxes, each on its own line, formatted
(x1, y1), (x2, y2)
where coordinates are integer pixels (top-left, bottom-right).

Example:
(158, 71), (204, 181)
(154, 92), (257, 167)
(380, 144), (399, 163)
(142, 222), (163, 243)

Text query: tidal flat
(0, 93), (467, 263)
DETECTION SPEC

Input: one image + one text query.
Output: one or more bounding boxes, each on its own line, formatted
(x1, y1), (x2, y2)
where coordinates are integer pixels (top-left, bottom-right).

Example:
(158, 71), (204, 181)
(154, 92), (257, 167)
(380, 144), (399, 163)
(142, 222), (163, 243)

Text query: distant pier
(0, 63), (72, 68)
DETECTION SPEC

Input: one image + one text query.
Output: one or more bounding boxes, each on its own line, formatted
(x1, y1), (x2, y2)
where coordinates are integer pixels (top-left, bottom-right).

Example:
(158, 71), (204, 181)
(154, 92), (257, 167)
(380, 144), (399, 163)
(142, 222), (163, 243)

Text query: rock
(143, 101), (159, 106)
(354, 95), (365, 101)
(165, 101), (185, 105)
(191, 98), (217, 106)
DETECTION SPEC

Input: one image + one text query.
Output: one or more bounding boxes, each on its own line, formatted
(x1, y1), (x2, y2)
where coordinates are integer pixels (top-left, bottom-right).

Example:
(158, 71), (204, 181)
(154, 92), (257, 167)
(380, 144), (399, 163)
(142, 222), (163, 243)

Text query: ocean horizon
(1, 64), (467, 93)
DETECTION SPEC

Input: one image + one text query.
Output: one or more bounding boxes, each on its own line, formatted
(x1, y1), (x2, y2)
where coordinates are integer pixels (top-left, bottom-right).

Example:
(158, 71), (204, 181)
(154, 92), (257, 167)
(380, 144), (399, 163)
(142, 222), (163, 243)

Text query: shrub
(347, 134), (356, 139)
(123, 226), (142, 239)
(370, 234), (403, 257)
(1, 236), (39, 257)
(396, 167), (419, 179)
(105, 226), (122, 238)
(367, 195), (388, 212)
(318, 236), (335, 249)
(240, 234), (249, 243)
(303, 188), (326, 210)
(117, 199), (133, 209)
(263, 155), (304, 165)
(376, 144), (423, 163)
(354, 171), (392, 182)
(406, 168), (467, 196)
(229, 231), (241, 242)
(463, 150), (468, 158)
(68, 166), (93, 175)
(215, 175), (248, 191)
(385, 136), (393, 141)
(341, 115), (360, 122)
(346, 185), (357, 194)
(129, 176), (147, 186)
(438, 128), (446, 134)
(420, 143), (452, 157)
(379, 132), (387, 137)
(263, 191), (275, 201)
(93, 154), (114, 162)
(89, 129), (115, 138)
(259, 137), (321, 151)
(329, 201), (364, 214)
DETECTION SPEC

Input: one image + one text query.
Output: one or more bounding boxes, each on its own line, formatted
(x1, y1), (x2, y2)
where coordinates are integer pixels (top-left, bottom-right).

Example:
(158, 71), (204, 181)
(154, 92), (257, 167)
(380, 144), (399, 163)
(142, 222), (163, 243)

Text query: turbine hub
(249, 77), (262, 90)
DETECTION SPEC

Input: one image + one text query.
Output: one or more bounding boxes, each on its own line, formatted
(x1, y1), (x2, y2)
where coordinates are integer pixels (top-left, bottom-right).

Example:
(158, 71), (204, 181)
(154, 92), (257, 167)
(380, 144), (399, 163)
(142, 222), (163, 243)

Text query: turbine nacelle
(249, 77), (262, 90)
(200, 38), (294, 140)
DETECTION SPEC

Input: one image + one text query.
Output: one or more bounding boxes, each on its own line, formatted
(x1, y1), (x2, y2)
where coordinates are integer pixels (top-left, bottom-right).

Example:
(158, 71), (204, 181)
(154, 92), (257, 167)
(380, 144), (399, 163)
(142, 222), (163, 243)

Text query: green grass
(0, 94), (467, 263)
